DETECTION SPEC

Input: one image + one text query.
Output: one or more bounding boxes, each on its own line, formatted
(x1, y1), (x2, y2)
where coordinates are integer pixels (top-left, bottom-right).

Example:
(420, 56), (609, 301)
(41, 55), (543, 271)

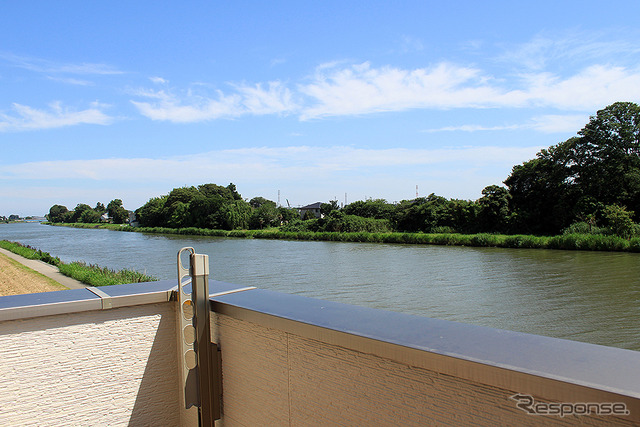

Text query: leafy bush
(562, 221), (606, 235)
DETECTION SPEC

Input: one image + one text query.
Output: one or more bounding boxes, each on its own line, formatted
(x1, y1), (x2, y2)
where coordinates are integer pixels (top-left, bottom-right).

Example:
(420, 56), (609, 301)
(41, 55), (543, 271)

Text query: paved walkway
(0, 247), (86, 290)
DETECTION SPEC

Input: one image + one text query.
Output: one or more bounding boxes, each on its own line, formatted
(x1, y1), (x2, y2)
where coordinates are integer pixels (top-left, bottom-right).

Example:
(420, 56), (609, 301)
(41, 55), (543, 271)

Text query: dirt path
(0, 252), (68, 296)
(0, 247), (85, 290)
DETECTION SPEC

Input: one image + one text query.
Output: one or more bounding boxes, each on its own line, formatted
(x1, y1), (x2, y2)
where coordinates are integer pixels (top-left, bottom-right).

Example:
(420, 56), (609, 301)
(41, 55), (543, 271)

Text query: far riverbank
(49, 222), (640, 253)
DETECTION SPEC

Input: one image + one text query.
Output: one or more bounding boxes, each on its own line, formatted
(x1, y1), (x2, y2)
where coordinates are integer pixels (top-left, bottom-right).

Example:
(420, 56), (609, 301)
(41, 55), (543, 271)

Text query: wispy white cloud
(124, 31), (640, 124)
(131, 81), (297, 122)
(298, 62), (509, 119)
(423, 124), (522, 133)
(529, 114), (589, 133)
(130, 90), (242, 122)
(499, 31), (640, 71)
(0, 101), (113, 132)
(149, 76), (168, 84)
(518, 65), (640, 110)
(0, 52), (124, 75)
(424, 114), (589, 134)
(297, 61), (640, 119)
(46, 76), (94, 86)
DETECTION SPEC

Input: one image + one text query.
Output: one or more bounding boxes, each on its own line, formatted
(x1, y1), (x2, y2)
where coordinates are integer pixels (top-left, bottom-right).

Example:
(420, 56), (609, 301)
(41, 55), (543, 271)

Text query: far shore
(45, 222), (640, 253)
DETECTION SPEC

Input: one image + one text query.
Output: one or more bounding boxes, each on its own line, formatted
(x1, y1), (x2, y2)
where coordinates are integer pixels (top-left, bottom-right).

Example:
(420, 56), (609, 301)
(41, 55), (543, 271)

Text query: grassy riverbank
(0, 240), (158, 287)
(47, 222), (640, 252)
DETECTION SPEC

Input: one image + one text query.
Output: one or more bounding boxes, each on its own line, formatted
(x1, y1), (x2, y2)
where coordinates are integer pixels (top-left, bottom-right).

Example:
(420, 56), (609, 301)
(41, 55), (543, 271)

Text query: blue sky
(2, 1), (640, 216)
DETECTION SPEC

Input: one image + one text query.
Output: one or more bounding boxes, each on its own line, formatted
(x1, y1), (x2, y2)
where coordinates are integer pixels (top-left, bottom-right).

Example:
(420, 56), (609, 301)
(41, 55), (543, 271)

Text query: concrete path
(0, 247), (86, 290)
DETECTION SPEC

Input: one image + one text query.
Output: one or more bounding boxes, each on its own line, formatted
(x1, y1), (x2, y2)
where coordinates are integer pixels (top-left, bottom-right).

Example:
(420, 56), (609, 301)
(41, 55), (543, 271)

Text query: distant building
(299, 202), (323, 219)
(128, 211), (138, 227)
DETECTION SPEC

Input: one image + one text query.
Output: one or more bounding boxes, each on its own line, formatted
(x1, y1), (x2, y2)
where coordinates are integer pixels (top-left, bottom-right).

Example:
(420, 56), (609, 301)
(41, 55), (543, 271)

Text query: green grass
(45, 223), (640, 252)
(0, 240), (61, 265)
(58, 261), (157, 287)
(1, 239), (158, 286)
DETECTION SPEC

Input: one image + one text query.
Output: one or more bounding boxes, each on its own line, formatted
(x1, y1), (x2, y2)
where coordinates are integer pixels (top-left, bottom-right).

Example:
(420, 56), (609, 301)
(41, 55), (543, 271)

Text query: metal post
(191, 252), (218, 425)
(177, 248), (220, 426)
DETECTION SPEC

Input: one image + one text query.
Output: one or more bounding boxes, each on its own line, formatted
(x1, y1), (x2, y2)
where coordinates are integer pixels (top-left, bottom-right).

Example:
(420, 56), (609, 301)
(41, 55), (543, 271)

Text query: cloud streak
(0, 52), (124, 75)
(0, 101), (113, 132)
(131, 81), (297, 122)
(424, 114), (590, 134)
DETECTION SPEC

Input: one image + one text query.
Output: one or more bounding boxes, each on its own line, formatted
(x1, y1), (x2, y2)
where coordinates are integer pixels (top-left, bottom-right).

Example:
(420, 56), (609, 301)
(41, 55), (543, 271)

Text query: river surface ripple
(2, 223), (639, 351)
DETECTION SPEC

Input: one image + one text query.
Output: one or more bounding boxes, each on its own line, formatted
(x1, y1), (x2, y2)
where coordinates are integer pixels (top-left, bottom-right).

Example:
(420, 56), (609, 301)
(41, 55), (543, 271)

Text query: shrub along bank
(45, 223), (640, 252)
(0, 240), (158, 287)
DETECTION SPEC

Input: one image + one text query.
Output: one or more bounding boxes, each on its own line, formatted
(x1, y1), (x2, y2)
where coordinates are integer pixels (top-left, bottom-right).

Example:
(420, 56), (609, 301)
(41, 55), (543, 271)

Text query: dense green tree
(80, 209), (101, 223)
(249, 197), (276, 209)
(107, 199), (129, 224)
(225, 183), (243, 200)
(505, 138), (580, 234)
(134, 183), (251, 230)
(477, 185), (511, 233)
(506, 102), (640, 234)
(573, 102), (640, 217)
(94, 202), (106, 213)
(47, 204), (68, 223)
(135, 196), (167, 227)
(343, 199), (395, 219)
(249, 203), (279, 229)
(602, 204), (636, 238)
(218, 200), (252, 229)
(302, 209), (316, 220)
(320, 200), (339, 216)
(71, 204), (94, 223)
(62, 210), (75, 223)
(277, 207), (299, 225)
(199, 183), (238, 201)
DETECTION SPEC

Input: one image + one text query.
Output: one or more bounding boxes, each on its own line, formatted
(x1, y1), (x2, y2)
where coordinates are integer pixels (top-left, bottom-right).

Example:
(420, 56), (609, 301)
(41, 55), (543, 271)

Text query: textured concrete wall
(214, 314), (636, 427)
(0, 303), (182, 426)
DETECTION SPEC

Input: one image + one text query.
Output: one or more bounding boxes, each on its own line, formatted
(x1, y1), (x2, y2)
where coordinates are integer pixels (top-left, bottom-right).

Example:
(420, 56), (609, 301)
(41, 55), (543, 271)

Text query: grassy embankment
(0, 240), (158, 287)
(49, 222), (640, 252)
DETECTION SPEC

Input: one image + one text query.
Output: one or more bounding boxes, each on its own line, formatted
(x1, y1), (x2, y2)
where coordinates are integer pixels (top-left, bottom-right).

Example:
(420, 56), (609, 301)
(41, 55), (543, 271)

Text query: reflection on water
(1, 223), (639, 350)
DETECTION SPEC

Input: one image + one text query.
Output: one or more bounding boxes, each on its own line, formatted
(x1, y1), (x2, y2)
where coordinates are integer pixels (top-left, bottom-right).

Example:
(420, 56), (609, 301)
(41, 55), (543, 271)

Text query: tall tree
(506, 102), (640, 233)
(477, 185), (511, 233)
(573, 102), (640, 217)
(47, 204), (68, 223)
(71, 204), (93, 223)
(107, 199), (129, 224)
(505, 138), (579, 234)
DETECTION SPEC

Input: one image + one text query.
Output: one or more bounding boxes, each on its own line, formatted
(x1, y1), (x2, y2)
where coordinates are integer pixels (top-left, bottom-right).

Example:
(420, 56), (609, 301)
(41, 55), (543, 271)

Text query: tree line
(47, 102), (640, 238)
(47, 199), (129, 224)
(287, 102), (640, 238)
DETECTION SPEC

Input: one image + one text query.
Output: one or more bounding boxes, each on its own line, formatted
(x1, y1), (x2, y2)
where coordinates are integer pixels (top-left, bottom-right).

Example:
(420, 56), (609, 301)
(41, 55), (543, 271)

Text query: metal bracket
(86, 286), (112, 309)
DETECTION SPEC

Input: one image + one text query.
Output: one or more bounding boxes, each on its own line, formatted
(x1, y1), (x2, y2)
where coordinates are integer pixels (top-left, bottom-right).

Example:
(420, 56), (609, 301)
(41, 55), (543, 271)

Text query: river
(1, 222), (639, 351)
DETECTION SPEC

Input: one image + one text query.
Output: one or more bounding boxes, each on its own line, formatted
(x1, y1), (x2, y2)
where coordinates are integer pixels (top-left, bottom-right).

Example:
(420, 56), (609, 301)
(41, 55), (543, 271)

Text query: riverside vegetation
(45, 102), (640, 252)
(0, 240), (157, 287)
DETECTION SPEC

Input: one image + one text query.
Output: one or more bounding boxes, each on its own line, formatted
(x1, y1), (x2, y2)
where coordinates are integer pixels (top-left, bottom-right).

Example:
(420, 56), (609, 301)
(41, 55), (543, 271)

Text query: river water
(2, 222), (639, 351)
